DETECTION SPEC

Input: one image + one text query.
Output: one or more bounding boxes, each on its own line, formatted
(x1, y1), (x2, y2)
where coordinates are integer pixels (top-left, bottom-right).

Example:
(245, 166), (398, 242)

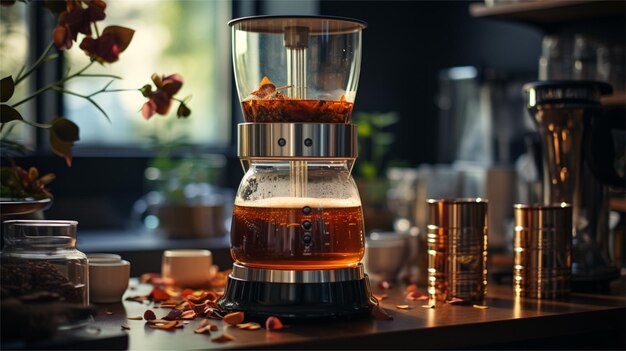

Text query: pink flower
(142, 74), (184, 119)
(53, 0), (106, 50)
(79, 26), (134, 63)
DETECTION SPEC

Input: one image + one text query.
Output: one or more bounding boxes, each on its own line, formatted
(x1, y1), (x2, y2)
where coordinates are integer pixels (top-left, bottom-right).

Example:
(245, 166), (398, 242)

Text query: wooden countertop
(85, 278), (625, 350)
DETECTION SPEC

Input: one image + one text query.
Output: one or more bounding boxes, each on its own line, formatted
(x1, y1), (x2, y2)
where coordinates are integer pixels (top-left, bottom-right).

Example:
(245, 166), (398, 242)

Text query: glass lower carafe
(231, 197), (364, 269)
(230, 160), (365, 270)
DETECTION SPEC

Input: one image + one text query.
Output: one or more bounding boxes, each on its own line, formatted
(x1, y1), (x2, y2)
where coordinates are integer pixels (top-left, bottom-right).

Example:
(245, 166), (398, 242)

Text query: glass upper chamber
(230, 16), (367, 123)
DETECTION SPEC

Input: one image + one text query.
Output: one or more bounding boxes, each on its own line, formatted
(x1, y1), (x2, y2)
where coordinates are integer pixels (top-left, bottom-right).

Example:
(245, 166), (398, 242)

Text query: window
(63, 0), (232, 149)
(0, 3), (33, 149)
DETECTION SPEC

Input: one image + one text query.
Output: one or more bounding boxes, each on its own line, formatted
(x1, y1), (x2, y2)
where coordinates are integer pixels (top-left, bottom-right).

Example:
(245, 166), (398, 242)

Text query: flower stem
(11, 61), (96, 108)
(14, 42), (54, 85)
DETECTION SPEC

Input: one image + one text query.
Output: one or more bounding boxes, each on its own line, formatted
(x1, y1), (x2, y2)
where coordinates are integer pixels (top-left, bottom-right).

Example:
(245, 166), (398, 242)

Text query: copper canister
(514, 203), (572, 299)
(427, 198), (488, 302)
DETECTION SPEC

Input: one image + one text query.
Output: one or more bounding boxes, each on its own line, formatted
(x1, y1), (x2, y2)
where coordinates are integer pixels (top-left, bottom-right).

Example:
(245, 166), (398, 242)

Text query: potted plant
(0, 0), (191, 216)
(352, 111), (401, 231)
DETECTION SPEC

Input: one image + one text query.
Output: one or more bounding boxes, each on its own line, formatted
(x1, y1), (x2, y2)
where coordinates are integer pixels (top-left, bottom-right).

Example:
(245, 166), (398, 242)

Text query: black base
(217, 276), (375, 321)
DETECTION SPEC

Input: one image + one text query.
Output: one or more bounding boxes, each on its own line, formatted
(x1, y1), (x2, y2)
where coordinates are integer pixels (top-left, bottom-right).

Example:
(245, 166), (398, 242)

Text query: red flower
(79, 26), (134, 63)
(142, 74), (184, 120)
(53, 0), (106, 50)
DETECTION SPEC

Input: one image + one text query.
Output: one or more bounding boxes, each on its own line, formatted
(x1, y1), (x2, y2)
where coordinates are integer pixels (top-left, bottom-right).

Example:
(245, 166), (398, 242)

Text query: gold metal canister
(427, 198), (488, 302)
(513, 203), (572, 299)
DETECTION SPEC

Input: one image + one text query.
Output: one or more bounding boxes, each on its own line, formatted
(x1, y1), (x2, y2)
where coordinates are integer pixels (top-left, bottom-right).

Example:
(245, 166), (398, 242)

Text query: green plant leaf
(359, 162), (377, 181)
(49, 118), (80, 167)
(358, 123), (372, 137)
(1, 76), (15, 102)
(370, 112), (399, 128)
(0, 104), (22, 123)
(374, 133), (396, 146)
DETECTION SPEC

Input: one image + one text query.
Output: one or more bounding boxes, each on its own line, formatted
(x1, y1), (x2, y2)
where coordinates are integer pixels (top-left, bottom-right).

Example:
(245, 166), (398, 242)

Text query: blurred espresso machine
(524, 81), (624, 291)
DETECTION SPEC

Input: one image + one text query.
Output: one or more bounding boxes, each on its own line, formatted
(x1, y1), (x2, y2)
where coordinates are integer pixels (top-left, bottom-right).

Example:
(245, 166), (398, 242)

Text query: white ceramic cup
(87, 253), (122, 263)
(161, 249), (213, 288)
(89, 260), (130, 303)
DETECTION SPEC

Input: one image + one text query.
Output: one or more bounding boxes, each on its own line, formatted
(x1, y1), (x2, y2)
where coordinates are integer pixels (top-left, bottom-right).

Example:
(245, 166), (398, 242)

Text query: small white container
(89, 259), (130, 303)
(161, 249), (214, 288)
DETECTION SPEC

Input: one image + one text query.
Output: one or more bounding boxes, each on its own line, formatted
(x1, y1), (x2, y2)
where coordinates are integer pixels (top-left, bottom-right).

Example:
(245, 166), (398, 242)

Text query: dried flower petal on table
(372, 305), (393, 320)
(472, 305), (489, 309)
(372, 293), (388, 301)
(421, 304), (436, 309)
(406, 291), (429, 301)
(150, 287), (171, 302)
(223, 311), (245, 325)
(127, 316), (143, 320)
(237, 322), (261, 331)
(203, 307), (224, 320)
(148, 320), (181, 330)
(211, 333), (234, 343)
(189, 301), (208, 315)
(447, 297), (471, 306)
(163, 309), (183, 320)
(144, 310), (157, 321)
(105, 310), (113, 315)
(378, 280), (392, 290)
(121, 325), (130, 330)
(194, 320), (216, 334)
(405, 284), (417, 293)
(396, 305), (411, 310)
(165, 287), (180, 297)
(265, 316), (284, 330)
(181, 310), (196, 320)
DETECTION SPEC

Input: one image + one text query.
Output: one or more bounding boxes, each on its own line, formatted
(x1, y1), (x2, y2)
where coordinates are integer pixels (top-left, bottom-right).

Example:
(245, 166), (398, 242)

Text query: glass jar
(1, 220), (89, 305)
(230, 160), (365, 269)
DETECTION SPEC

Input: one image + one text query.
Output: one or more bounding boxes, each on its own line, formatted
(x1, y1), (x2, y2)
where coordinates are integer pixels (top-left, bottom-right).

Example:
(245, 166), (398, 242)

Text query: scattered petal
(121, 325), (130, 330)
(405, 284), (417, 293)
(127, 316), (143, 320)
(265, 316), (284, 330)
(223, 312), (244, 326)
(372, 293), (388, 301)
(181, 310), (196, 320)
(421, 304), (436, 309)
(447, 297), (471, 306)
(150, 287), (171, 302)
(143, 310), (157, 321)
(237, 322), (261, 330)
(396, 305), (411, 310)
(472, 305), (489, 309)
(163, 309), (183, 320)
(406, 291), (429, 301)
(148, 321), (180, 330)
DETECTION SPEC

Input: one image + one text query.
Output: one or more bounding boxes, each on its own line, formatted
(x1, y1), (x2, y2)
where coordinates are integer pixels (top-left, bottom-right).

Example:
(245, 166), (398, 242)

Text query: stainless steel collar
(238, 123), (357, 159)
(229, 263), (365, 283)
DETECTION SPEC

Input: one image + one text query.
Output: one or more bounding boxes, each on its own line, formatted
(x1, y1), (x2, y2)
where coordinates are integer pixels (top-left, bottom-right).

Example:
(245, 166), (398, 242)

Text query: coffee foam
(234, 196), (361, 208)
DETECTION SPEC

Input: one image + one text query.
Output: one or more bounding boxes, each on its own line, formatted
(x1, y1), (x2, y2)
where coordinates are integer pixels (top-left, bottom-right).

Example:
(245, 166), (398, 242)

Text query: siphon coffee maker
(217, 16), (374, 320)
(524, 81), (623, 290)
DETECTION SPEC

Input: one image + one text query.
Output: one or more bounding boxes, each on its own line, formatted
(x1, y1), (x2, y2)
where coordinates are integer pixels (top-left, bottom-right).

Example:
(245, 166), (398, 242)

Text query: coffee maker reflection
(524, 81), (624, 291)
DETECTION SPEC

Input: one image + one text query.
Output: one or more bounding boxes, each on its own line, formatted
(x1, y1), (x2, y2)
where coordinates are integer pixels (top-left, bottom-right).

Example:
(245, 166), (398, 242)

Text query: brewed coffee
(231, 197), (365, 269)
(241, 99), (353, 123)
